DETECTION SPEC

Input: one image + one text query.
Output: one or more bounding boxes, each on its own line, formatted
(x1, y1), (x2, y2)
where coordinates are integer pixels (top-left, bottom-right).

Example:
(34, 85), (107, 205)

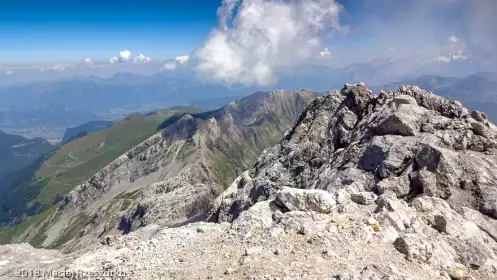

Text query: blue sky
(0, 0), (387, 65)
(0, 0), (472, 64)
(0, 0), (494, 86)
(0, 0), (220, 64)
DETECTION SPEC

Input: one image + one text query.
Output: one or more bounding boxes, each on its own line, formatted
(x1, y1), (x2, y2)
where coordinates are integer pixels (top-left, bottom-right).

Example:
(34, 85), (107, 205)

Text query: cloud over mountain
(134, 54), (152, 63)
(192, 0), (496, 86)
(161, 55), (190, 71)
(194, 0), (343, 86)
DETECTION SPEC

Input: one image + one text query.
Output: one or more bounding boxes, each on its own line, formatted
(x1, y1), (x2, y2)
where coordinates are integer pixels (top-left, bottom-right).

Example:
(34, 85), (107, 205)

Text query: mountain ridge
(0, 90), (315, 250)
(0, 106), (201, 233)
(376, 72), (497, 122)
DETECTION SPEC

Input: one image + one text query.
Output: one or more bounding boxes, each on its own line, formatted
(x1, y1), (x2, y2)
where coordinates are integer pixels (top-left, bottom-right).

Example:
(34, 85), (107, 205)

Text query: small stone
(421, 123), (435, 133)
(471, 110), (487, 122)
(393, 95), (418, 106)
(245, 247), (263, 256)
(367, 217), (378, 225)
(446, 267), (469, 280)
(274, 249), (280, 255)
(433, 215), (447, 233)
(321, 249), (337, 257)
(389, 265), (399, 274)
(376, 176), (410, 198)
(225, 268), (235, 275)
(350, 192), (378, 205)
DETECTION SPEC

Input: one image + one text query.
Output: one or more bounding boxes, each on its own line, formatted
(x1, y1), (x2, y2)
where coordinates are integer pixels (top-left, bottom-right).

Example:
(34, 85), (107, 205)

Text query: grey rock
(275, 187), (337, 213)
(373, 104), (428, 136)
(393, 95), (418, 106)
(376, 176), (411, 198)
(350, 192), (378, 205)
(232, 201), (274, 231)
(393, 233), (458, 267)
(471, 110), (488, 122)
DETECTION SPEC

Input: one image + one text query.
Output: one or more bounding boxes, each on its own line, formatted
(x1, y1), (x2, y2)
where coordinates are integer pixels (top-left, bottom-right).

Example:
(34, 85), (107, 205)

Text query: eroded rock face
(213, 84), (497, 219)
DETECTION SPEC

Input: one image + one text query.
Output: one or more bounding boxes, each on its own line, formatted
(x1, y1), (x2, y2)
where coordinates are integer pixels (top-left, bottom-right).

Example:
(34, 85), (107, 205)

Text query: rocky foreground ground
(1, 83), (497, 279)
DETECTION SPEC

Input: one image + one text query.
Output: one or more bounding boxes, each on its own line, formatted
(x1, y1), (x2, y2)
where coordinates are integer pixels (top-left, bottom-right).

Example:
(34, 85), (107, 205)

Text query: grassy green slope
(34, 114), (163, 205)
(0, 106), (202, 243)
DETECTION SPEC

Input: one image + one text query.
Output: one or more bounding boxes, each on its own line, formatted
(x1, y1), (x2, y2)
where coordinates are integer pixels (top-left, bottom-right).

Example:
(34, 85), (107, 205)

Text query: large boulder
(275, 187), (337, 213)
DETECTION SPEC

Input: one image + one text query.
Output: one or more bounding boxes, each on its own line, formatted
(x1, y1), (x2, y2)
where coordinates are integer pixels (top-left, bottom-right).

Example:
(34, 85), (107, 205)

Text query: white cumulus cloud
(437, 56), (451, 63)
(194, 0), (343, 86)
(175, 55), (190, 64)
(134, 54), (152, 63)
(319, 48), (331, 58)
(437, 50), (469, 63)
(81, 58), (95, 67)
(161, 62), (178, 71)
(110, 50), (152, 64)
(449, 36), (460, 43)
(52, 64), (68, 71)
(161, 55), (190, 71)
(119, 50), (131, 62)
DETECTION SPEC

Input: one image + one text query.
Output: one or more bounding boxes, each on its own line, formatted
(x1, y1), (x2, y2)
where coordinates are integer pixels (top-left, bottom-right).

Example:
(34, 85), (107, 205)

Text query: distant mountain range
(376, 72), (497, 122)
(0, 104), (100, 127)
(1, 65), (496, 142)
(61, 121), (113, 144)
(0, 71), (254, 114)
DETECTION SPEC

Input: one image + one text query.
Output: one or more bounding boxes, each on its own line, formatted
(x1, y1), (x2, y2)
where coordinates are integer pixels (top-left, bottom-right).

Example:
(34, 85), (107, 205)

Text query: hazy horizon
(1, 0), (495, 87)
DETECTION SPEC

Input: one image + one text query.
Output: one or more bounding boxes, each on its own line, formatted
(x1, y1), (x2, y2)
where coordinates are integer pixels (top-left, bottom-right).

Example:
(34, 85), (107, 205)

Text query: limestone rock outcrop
(207, 83), (497, 279)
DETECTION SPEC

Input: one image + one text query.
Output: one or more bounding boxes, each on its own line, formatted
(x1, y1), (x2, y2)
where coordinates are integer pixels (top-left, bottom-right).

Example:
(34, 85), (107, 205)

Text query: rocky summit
(1, 83), (497, 280)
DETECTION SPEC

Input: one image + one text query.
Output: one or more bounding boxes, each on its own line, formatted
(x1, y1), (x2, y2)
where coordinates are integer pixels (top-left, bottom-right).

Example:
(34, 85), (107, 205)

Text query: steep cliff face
(16, 90), (314, 250)
(2, 84), (497, 280)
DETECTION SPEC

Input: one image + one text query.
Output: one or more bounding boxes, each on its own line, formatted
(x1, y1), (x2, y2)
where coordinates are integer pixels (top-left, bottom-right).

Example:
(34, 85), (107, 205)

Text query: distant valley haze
(1, 0), (496, 142)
